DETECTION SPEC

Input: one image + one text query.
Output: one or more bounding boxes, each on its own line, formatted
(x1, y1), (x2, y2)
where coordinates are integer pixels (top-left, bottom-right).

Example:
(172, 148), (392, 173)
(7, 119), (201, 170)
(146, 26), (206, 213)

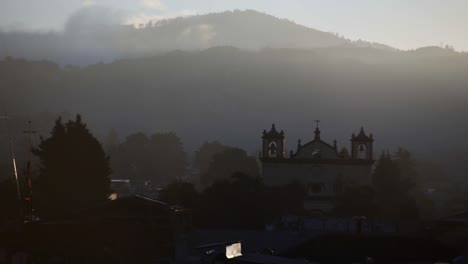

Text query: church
(260, 123), (375, 214)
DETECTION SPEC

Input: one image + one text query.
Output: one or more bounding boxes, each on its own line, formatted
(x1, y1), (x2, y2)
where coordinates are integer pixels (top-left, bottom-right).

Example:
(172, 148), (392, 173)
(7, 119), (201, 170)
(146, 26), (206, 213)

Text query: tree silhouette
(112, 133), (152, 184)
(372, 151), (418, 219)
(394, 147), (434, 219)
(200, 148), (259, 187)
(111, 132), (187, 186)
(149, 132), (187, 184)
(193, 141), (231, 174)
(33, 115), (111, 218)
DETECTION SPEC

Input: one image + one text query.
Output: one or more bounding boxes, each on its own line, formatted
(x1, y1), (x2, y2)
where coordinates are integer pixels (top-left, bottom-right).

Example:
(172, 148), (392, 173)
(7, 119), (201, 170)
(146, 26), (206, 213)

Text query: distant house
(109, 179), (133, 200)
(261, 124), (374, 213)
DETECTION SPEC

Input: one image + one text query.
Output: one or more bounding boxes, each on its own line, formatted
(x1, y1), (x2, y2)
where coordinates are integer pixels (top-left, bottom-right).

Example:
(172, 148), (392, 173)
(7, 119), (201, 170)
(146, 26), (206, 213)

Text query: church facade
(261, 124), (375, 213)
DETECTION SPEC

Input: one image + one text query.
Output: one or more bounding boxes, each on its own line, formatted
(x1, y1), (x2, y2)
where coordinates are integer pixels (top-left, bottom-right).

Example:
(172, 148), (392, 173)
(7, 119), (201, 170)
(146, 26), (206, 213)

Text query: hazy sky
(1, 0), (468, 51)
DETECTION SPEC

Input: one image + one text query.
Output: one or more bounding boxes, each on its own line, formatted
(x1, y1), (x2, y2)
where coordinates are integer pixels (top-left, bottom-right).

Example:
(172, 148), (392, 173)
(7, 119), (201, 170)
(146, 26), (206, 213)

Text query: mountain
(0, 9), (393, 66)
(1, 9), (468, 181)
(2, 46), (468, 152)
(160, 10), (349, 49)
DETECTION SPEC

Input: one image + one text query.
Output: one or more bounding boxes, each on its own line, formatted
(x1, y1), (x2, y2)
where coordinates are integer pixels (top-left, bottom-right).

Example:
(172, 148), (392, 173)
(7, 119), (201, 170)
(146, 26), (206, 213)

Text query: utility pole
(0, 114), (22, 218)
(23, 121), (36, 163)
(23, 120), (36, 222)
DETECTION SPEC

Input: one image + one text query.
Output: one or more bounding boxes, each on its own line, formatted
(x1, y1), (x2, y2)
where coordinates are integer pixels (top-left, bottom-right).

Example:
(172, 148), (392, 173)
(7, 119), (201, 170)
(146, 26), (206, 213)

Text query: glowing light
(109, 193), (118, 200)
(226, 242), (242, 259)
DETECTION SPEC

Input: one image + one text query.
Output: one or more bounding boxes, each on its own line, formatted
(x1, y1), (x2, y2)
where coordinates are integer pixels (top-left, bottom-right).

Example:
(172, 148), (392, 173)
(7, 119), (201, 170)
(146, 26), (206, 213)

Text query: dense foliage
(111, 132), (187, 186)
(200, 148), (260, 187)
(33, 115), (111, 218)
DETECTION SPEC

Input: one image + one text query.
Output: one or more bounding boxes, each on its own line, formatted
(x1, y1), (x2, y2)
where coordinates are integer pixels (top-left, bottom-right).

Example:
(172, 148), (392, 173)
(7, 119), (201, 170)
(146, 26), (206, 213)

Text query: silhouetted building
(0, 195), (191, 263)
(261, 124), (374, 213)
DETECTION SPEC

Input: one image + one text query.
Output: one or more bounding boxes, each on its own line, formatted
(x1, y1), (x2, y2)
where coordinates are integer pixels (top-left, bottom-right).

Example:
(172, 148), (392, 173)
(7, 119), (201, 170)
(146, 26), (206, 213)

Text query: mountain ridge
(0, 9), (398, 65)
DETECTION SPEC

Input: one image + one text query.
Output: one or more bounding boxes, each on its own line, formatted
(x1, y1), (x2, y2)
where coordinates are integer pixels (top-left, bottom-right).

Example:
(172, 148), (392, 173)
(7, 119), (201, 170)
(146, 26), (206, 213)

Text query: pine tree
(394, 147), (417, 192)
(372, 151), (418, 219)
(373, 151), (401, 194)
(34, 115), (111, 218)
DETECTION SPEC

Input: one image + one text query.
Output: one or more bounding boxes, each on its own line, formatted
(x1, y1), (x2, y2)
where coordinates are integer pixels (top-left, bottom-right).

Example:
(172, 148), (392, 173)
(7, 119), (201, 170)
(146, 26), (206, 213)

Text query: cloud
(141, 0), (167, 11)
(180, 24), (216, 47)
(82, 0), (96, 8)
(123, 9), (197, 28)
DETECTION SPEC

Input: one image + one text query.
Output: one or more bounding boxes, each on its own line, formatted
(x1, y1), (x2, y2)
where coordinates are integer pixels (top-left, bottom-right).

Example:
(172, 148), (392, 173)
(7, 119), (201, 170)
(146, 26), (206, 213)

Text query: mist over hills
(2, 46), (468, 154)
(0, 9), (394, 66)
(1, 9), (468, 181)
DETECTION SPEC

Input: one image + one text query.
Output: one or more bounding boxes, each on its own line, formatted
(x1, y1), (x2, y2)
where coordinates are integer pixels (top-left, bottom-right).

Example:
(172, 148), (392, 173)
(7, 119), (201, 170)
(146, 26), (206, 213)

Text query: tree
(395, 147), (434, 219)
(373, 152), (400, 194)
(111, 132), (152, 184)
(200, 148), (259, 187)
(193, 141), (231, 173)
(394, 147), (417, 188)
(33, 115), (111, 218)
(111, 132), (187, 186)
(148, 132), (187, 184)
(372, 151), (418, 219)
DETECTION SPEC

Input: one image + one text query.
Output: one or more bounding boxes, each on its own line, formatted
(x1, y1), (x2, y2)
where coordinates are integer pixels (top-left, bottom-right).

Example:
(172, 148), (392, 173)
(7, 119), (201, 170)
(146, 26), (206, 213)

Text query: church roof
(352, 127), (373, 142)
(263, 124), (284, 139)
(292, 127), (339, 160)
(293, 138), (339, 160)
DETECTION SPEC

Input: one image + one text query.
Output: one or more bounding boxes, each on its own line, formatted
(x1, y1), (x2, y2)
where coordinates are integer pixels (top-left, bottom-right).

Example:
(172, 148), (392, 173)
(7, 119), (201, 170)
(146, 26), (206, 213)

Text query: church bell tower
(262, 124), (285, 159)
(351, 127), (374, 160)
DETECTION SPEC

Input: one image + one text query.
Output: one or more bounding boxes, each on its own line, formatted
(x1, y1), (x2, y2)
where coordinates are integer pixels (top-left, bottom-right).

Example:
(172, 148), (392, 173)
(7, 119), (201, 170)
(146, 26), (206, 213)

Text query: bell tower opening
(268, 142), (277, 158)
(357, 144), (367, 159)
(262, 124), (285, 159)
